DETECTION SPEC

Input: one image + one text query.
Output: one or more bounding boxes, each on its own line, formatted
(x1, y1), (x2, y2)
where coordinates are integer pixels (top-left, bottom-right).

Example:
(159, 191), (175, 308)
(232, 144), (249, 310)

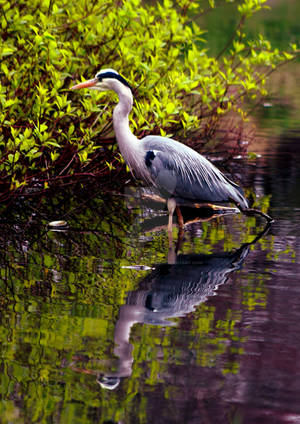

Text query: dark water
(1, 121), (300, 424)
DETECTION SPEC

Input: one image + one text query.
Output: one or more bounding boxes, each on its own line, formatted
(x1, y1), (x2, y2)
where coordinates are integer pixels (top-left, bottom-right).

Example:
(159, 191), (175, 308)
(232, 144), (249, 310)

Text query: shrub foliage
(0, 0), (297, 198)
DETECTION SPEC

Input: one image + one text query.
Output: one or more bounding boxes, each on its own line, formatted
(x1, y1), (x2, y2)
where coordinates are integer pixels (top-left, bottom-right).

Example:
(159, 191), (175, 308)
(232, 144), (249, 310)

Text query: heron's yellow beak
(70, 77), (98, 90)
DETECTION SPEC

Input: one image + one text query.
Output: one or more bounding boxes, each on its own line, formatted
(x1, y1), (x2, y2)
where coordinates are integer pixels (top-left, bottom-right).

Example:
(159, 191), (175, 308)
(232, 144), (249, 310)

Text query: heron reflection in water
(68, 220), (271, 391)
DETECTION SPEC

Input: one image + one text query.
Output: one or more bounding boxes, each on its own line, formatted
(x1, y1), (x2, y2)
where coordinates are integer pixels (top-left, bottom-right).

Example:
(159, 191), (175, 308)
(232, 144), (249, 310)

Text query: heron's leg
(167, 244), (176, 264)
(175, 206), (184, 229)
(168, 212), (184, 264)
(167, 198), (176, 244)
(175, 205), (185, 246)
(175, 224), (185, 253)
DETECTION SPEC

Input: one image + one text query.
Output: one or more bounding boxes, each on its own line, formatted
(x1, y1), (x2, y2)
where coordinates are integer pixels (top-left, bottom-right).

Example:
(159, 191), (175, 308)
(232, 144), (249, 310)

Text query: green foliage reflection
(0, 187), (294, 423)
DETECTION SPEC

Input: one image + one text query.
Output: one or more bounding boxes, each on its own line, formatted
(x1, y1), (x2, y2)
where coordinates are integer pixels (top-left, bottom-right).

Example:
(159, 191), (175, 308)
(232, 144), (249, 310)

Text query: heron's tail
(223, 175), (249, 210)
(232, 186), (249, 210)
(226, 179), (273, 223)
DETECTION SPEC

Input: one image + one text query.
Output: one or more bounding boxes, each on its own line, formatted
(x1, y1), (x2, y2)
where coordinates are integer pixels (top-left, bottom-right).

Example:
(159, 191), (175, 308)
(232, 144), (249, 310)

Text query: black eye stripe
(96, 72), (132, 91)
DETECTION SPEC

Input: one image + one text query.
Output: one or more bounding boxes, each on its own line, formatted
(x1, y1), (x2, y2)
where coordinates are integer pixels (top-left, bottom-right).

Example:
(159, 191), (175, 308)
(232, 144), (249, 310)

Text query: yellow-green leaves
(238, 0), (269, 18)
(0, 0), (298, 195)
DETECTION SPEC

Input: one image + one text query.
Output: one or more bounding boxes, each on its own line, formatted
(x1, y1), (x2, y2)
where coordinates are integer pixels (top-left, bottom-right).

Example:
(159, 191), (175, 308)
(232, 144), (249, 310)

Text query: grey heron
(71, 69), (273, 231)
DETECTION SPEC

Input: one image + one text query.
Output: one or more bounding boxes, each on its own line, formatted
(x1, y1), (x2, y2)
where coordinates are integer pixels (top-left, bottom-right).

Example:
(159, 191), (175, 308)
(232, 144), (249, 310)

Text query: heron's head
(70, 68), (132, 93)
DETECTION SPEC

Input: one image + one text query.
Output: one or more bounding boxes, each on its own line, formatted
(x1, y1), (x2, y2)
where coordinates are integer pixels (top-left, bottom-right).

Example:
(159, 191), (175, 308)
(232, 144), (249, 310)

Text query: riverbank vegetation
(0, 0), (298, 199)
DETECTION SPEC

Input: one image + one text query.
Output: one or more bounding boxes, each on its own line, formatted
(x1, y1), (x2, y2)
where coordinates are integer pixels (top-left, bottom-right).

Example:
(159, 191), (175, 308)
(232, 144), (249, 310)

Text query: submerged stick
(235, 204), (274, 224)
(140, 192), (274, 224)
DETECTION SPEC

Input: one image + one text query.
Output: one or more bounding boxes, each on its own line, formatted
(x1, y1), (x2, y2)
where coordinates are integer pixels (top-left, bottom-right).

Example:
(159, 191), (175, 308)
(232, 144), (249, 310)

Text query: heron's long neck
(112, 85), (142, 175)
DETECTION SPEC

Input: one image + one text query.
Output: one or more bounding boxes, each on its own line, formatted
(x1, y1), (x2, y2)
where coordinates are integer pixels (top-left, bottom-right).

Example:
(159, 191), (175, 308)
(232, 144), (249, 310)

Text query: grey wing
(142, 135), (248, 208)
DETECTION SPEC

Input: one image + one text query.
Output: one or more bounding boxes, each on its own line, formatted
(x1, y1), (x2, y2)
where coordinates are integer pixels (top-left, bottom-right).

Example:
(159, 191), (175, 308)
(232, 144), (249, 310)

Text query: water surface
(1, 5), (300, 422)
